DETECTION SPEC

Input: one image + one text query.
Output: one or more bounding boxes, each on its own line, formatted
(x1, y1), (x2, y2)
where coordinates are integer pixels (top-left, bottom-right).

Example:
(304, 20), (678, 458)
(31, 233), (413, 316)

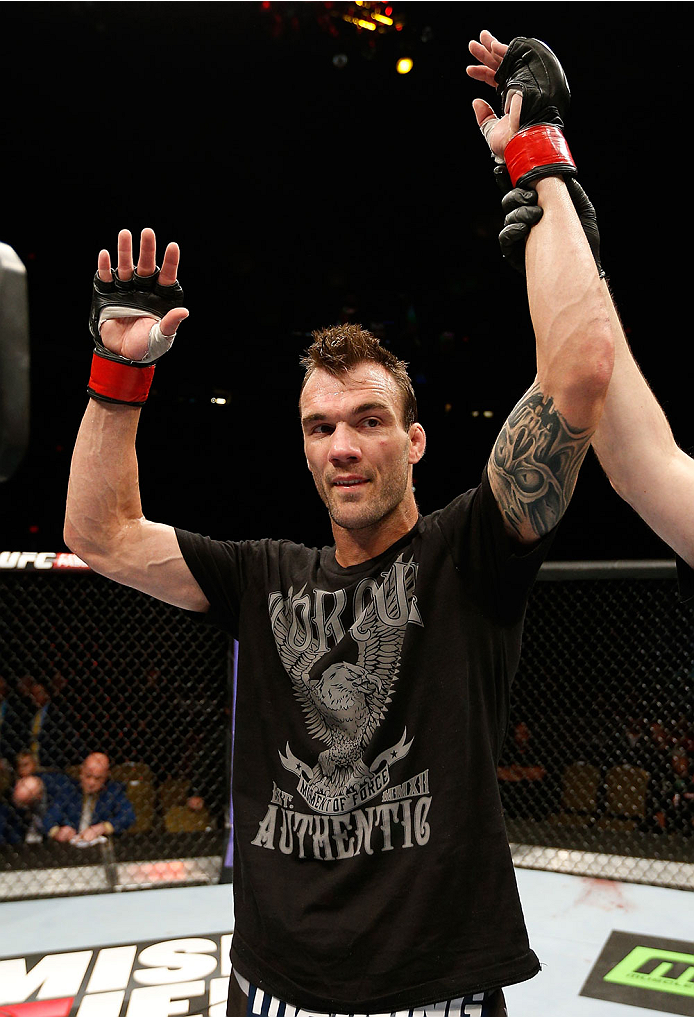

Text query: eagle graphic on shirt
(270, 557), (419, 797)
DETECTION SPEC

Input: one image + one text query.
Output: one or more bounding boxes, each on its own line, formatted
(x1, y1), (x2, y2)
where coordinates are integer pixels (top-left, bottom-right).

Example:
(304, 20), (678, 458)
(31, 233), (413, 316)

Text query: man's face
(13, 776), (43, 809)
(301, 363), (423, 532)
(17, 753), (37, 778)
(80, 757), (108, 795)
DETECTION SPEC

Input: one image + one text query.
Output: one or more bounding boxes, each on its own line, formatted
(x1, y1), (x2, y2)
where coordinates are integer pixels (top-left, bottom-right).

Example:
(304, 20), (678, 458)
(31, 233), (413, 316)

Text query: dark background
(0, 2), (686, 559)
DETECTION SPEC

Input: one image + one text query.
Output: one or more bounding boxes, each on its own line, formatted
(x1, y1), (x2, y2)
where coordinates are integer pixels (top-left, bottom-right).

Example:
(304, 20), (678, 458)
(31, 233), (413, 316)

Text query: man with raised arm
(65, 34), (612, 1017)
(593, 328), (694, 574)
(470, 30), (694, 583)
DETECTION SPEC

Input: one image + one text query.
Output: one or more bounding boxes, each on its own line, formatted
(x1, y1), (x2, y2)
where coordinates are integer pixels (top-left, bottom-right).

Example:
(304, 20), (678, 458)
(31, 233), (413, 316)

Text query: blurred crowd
(2, 750), (134, 845)
(498, 715), (694, 836)
(4, 666), (692, 846)
(0, 671), (226, 847)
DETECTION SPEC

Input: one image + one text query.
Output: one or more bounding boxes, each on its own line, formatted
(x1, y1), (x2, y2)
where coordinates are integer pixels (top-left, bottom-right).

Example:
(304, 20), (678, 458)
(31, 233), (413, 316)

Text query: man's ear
(408, 423), (426, 464)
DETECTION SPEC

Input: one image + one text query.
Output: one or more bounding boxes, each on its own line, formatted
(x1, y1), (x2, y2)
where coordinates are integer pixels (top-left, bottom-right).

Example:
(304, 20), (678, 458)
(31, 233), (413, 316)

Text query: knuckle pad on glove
(89, 266), (186, 364)
(113, 270), (135, 292)
(93, 274), (116, 295)
(494, 36), (571, 130)
(155, 281), (184, 299)
(133, 270), (159, 292)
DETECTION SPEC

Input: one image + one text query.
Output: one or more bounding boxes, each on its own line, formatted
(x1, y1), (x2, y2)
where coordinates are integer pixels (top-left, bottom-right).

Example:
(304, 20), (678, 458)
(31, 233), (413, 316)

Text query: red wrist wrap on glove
(87, 352), (156, 407)
(505, 124), (576, 188)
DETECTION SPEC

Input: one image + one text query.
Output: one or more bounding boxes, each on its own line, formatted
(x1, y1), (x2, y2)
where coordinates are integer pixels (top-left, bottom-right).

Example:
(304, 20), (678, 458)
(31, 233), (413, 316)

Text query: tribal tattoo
(488, 382), (593, 541)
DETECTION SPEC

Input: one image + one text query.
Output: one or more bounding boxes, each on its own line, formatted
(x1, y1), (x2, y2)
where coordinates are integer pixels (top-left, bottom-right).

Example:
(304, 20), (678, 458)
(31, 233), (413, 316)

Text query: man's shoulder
(42, 772), (78, 794)
(103, 779), (128, 796)
(417, 482), (485, 534)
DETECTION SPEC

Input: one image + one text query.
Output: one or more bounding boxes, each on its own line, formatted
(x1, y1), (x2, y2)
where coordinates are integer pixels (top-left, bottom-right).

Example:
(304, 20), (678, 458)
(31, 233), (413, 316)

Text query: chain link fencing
(1, 557), (693, 900)
(503, 561), (694, 890)
(0, 557), (231, 900)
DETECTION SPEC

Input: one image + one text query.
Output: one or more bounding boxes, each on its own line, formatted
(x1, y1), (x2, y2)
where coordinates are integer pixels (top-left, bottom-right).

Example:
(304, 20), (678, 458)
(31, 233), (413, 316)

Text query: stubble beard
(316, 453), (411, 532)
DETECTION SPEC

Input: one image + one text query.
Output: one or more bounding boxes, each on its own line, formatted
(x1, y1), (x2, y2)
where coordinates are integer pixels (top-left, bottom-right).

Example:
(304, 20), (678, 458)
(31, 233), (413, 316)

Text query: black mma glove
(495, 37), (577, 188)
(87, 267), (185, 406)
(499, 178), (605, 278)
(496, 36), (570, 130)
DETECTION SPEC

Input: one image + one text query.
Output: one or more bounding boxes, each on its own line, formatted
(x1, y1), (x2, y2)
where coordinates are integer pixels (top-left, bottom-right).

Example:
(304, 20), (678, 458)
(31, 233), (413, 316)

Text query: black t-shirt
(175, 471), (552, 1012)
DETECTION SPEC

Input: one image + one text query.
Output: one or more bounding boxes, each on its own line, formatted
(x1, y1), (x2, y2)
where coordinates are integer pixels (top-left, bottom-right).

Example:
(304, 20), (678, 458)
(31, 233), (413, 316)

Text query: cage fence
(502, 561), (694, 890)
(1, 557), (693, 900)
(0, 560), (231, 900)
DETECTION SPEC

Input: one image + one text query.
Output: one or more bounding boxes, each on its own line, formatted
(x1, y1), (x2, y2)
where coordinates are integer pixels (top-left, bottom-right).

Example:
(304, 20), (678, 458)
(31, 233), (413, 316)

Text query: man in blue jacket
(11, 767), (74, 843)
(45, 752), (135, 843)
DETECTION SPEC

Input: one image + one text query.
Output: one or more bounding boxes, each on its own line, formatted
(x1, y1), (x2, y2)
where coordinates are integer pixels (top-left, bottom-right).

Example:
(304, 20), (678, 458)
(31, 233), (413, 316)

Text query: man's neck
(332, 501), (419, 568)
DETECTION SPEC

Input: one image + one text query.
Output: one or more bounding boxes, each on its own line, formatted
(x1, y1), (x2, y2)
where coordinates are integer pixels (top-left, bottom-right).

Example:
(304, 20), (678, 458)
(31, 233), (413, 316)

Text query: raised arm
(494, 132), (694, 568)
(591, 295), (694, 566)
(467, 33), (614, 544)
(64, 229), (210, 611)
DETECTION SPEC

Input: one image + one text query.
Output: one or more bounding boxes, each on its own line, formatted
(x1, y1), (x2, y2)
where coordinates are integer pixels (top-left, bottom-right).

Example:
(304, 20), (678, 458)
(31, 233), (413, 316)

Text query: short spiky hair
(299, 323), (418, 429)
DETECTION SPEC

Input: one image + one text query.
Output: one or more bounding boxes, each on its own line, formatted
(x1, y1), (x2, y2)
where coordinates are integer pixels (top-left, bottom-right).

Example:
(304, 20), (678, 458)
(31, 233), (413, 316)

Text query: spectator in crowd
(45, 752), (135, 843)
(17, 677), (86, 771)
(1, 754), (70, 845)
(12, 775), (48, 843)
(11, 770), (73, 844)
(15, 749), (38, 778)
(651, 748), (694, 836)
(186, 792), (206, 813)
(19, 679), (61, 769)
(30, 681), (63, 767)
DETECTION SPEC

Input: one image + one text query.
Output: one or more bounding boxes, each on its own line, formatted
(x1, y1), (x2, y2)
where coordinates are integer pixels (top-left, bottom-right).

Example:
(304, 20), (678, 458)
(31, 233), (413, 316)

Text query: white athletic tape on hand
(479, 117), (505, 166)
(99, 307), (176, 364)
(146, 320), (176, 361)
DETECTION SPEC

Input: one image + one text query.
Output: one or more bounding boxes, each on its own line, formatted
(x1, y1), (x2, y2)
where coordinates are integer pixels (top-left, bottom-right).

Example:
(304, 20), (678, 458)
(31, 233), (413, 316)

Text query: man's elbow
(63, 517), (100, 567)
(63, 517), (80, 555)
(64, 517), (89, 561)
(581, 322), (615, 396)
(63, 515), (122, 576)
(555, 327), (614, 423)
(583, 349), (614, 409)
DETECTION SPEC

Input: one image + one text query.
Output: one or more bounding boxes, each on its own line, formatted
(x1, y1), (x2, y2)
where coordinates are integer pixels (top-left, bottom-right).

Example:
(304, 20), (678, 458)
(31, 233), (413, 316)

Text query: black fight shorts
(226, 972), (508, 1017)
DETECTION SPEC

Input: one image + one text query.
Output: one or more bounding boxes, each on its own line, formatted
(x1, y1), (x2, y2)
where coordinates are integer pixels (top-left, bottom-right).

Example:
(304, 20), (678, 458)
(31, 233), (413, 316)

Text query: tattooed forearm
(488, 382), (593, 541)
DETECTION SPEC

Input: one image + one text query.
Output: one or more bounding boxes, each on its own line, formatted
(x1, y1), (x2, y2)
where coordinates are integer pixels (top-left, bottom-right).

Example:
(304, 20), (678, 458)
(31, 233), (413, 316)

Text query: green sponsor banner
(582, 931), (694, 1016)
(604, 946), (694, 998)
